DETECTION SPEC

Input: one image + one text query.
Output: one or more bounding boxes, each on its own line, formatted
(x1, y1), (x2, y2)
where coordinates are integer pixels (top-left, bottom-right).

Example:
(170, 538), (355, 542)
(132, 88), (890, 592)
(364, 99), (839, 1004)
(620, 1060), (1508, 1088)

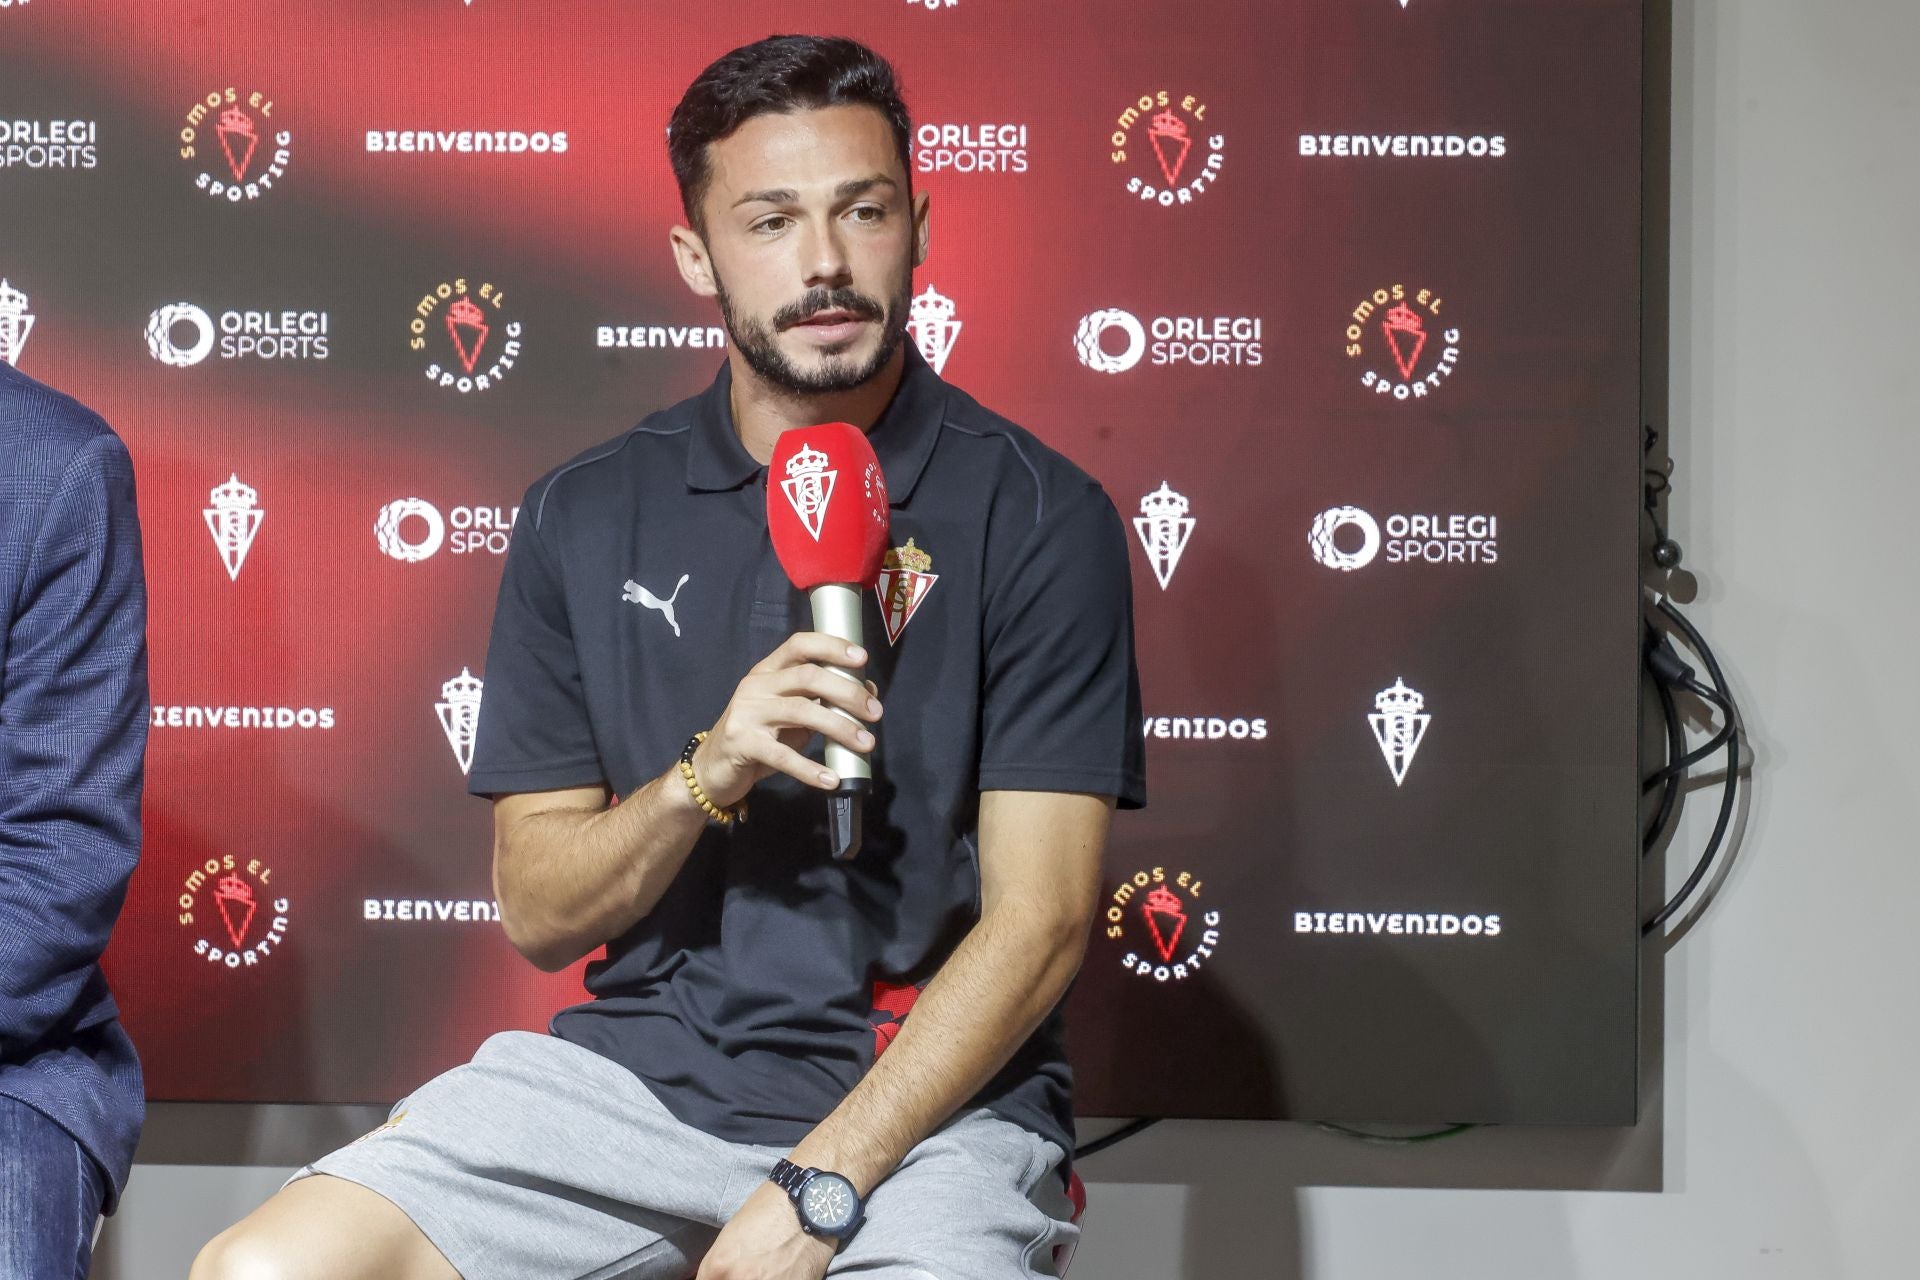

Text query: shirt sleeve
(976, 479), (1147, 809)
(0, 433), (148, 1057)
(467, 487), (606, 797)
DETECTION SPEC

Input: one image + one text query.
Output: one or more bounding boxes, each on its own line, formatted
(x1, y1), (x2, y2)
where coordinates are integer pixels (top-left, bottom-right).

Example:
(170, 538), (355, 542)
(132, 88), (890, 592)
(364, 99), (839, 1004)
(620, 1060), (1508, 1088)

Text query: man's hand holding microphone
(688, 633), (882, 804)
(689, 421), (891, 859)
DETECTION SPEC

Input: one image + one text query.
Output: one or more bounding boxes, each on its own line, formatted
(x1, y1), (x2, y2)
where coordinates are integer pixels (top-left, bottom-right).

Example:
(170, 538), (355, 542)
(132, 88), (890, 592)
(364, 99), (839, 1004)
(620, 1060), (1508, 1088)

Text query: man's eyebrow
(734, 187), (797, 208)
(731, 175), (899, 209)
(835, 175), (897, 199)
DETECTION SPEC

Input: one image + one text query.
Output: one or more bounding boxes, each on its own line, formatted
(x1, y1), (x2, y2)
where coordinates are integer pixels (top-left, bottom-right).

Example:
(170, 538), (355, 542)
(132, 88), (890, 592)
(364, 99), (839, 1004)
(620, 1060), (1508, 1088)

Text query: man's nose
(798, 219), (853, 290)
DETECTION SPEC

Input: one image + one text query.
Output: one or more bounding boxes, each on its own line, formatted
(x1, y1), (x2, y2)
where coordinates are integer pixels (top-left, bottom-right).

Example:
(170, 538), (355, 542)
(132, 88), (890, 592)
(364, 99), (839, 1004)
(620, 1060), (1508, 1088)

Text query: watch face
(800, 1173), (858, 1232)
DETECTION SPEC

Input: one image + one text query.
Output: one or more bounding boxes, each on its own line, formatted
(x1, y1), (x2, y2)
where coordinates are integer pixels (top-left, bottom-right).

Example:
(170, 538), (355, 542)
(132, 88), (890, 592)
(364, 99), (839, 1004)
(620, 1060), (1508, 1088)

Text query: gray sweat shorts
(284, 1030), (1080, 1280)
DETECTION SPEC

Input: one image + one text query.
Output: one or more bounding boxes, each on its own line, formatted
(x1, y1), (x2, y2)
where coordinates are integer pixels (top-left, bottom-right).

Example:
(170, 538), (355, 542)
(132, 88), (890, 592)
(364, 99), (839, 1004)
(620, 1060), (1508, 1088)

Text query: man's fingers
(750, 632), (867, 677)
(771, 696), (874, 756)
(752, 734), (846, 790)
(775, 665), (880, 721)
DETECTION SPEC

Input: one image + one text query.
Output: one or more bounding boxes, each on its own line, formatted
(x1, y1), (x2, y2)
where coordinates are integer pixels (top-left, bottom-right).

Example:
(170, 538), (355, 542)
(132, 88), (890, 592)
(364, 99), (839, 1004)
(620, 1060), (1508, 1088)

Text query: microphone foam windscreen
(767, 422), (891, 589)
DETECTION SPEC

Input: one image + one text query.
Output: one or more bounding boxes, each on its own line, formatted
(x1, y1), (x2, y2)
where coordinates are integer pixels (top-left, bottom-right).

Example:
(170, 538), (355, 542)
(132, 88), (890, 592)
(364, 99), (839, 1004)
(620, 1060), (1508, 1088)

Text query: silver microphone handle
(809, 583), (871, 783)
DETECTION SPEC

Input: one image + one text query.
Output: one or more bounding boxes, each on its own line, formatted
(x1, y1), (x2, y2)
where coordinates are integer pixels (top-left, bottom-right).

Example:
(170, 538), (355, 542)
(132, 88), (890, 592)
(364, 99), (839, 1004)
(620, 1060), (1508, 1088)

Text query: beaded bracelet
(679, 730), (746, 826)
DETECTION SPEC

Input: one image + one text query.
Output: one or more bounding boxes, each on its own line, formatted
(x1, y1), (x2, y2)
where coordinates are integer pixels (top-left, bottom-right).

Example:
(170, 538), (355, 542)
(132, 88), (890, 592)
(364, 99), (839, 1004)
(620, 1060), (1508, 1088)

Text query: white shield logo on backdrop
(204, 474), (265, 581)
(1133, 482), (1195, 590)
(1369, 678), (1431, 786)
(0, 279), (35, 367)
(907, 285), (962, 374)
(436, 668), (484, 776)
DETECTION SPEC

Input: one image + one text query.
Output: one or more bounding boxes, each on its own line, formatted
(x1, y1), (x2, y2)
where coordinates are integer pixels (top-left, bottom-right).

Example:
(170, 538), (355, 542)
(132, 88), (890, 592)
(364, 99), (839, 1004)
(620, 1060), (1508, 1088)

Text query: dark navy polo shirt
(467, 344), (1146, 1163)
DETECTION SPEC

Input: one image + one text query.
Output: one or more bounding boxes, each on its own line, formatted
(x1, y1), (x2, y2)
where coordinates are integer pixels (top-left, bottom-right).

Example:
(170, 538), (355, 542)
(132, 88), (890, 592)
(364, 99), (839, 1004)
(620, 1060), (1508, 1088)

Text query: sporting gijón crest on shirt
(875, 537), (938, 645)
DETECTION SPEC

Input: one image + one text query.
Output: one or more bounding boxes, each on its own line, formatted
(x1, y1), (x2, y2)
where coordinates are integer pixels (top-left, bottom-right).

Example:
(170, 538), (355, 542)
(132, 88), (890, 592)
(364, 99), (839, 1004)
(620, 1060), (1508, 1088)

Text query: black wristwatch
(769, 1158), (864, 1241)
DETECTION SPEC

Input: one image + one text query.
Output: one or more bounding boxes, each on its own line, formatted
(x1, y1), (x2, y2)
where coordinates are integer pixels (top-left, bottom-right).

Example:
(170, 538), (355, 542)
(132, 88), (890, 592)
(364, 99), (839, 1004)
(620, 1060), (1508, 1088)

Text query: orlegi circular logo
(1308, 506), (1382, 571)
(146, 302), (216, 367)
(374, 498), (446, 561)
(1073, 308), (1147, 374)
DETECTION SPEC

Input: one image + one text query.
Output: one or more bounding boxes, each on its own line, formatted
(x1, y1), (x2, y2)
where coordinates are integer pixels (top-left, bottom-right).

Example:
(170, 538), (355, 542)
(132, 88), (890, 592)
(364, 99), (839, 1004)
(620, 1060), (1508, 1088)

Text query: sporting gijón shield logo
(780, 444), (836, 540)
(1369, 677), (1431, 785)
(436, 668), (484, 775)
(906, 285), (962, 374)
(1133, 482), (1194, 590)
(875, 537), (937, 644)
(204, 474), (263, 581)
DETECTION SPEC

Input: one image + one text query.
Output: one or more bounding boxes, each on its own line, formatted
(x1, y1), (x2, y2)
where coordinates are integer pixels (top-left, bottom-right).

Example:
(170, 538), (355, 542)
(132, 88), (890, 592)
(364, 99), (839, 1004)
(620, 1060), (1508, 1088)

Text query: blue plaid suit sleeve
(0, 431), (148, 1055)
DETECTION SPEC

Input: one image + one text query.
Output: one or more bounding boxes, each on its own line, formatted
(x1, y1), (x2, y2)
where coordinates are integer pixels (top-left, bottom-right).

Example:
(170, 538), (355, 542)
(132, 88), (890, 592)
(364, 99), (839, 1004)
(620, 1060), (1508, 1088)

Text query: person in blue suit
(0, 360), (148, 1279)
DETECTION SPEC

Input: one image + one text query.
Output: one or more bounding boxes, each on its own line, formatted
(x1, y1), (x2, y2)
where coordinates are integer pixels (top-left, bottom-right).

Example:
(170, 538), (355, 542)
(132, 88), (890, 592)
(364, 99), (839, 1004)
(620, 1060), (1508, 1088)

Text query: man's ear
(670, 223), (718, 299)
(911, 190), (931, 269)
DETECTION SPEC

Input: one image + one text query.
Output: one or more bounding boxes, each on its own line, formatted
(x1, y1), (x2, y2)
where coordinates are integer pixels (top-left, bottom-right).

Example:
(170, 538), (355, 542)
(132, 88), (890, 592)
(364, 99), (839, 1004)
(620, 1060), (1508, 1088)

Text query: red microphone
(767, 423), (890, 859)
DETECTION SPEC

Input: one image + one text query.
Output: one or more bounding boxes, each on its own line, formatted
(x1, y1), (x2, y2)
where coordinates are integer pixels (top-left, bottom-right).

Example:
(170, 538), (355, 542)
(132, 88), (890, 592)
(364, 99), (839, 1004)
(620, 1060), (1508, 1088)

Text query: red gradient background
(0, 0), (1645, 1123)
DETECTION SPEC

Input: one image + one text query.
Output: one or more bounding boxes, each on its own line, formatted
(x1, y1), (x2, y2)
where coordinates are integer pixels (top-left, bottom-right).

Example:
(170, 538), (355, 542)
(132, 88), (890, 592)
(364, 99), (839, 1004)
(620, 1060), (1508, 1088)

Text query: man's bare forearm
(786, 904), (1087, 1195)
(494, 767), (710, 971)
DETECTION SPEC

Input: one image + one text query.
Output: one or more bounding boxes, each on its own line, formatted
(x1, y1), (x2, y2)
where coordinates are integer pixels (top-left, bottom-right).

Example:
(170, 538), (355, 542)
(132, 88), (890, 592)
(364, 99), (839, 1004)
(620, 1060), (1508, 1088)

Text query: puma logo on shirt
(622, 574), (690, 637)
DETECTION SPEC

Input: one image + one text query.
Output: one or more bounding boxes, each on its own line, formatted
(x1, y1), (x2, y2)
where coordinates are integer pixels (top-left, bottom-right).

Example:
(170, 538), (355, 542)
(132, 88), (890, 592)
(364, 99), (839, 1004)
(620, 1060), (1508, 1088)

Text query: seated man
(194, 34), (1144, 1280)
(0, 360), (149, 1279)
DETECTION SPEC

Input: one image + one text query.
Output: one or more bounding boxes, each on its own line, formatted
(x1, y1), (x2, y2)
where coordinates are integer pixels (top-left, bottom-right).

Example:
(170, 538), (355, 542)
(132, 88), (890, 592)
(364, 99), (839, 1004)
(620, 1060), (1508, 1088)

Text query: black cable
(1642, 597), (1743, 935)
(1641, 678), (1735, 789)
(1073, 1117), (1160, 1160)
(1643, 667), (1683, 855)
(1313, 1121), (1479, 1145)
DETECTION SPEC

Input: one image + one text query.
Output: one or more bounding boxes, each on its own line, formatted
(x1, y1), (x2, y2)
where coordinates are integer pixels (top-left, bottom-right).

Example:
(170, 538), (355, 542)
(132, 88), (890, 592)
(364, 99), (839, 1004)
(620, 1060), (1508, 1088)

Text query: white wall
(93, 2), (1920, 1275)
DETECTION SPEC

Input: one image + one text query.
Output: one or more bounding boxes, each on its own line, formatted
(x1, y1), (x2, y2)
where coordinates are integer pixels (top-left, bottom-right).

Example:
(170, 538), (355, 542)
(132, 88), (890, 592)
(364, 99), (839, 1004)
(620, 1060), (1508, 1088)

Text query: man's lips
(786, 308), (874, 345)
(794, 309), (867, 327)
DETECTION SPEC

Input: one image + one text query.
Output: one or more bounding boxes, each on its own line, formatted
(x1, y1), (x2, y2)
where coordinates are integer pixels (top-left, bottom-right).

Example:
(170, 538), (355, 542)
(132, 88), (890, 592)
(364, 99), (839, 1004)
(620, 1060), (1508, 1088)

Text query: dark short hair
(668, 35), (913, 230)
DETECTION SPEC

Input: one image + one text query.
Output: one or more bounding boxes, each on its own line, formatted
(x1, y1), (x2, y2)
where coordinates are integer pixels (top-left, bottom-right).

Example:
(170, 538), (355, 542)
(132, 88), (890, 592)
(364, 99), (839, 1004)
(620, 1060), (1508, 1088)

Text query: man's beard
(715, 269), (913, 396)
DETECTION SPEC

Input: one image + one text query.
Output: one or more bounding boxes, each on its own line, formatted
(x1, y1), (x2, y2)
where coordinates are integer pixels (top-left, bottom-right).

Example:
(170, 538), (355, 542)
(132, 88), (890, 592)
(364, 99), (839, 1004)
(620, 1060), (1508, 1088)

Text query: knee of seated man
(190, 1177), (451, 1280)
(189, 1224), (305, 1280)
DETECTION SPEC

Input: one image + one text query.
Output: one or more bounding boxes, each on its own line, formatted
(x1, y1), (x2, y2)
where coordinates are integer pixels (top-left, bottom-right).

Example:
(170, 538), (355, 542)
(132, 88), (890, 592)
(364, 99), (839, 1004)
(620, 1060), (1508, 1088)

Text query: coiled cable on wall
(1641, 594), (1743, 936)
(1641, 429), (1746, 938)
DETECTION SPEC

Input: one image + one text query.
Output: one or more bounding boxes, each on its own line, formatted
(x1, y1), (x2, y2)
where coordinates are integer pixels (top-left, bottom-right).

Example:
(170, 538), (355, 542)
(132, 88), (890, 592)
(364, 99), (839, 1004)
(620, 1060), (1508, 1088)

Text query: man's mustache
(773, 288), (887, 330)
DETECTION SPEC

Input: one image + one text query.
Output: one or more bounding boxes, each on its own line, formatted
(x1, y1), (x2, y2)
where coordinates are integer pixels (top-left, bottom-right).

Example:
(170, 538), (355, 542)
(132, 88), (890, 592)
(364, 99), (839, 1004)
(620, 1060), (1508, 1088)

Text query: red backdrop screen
(0, 0), (1644, 1124)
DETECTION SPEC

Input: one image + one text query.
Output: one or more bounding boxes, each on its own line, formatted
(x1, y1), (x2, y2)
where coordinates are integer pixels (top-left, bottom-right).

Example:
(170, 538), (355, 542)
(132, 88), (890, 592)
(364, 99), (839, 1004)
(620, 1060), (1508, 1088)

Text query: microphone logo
(780, 442), (838, 541)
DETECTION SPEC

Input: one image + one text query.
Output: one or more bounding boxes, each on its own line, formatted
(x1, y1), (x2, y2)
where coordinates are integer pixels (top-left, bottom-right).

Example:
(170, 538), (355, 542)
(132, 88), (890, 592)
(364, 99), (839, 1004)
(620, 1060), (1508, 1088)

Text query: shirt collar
(685, 343), (946, 507)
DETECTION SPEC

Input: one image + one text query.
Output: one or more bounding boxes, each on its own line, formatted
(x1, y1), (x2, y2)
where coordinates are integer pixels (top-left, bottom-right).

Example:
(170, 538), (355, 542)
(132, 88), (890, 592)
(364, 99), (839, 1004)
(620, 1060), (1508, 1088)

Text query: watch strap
(770, 1157), (812, 1196)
